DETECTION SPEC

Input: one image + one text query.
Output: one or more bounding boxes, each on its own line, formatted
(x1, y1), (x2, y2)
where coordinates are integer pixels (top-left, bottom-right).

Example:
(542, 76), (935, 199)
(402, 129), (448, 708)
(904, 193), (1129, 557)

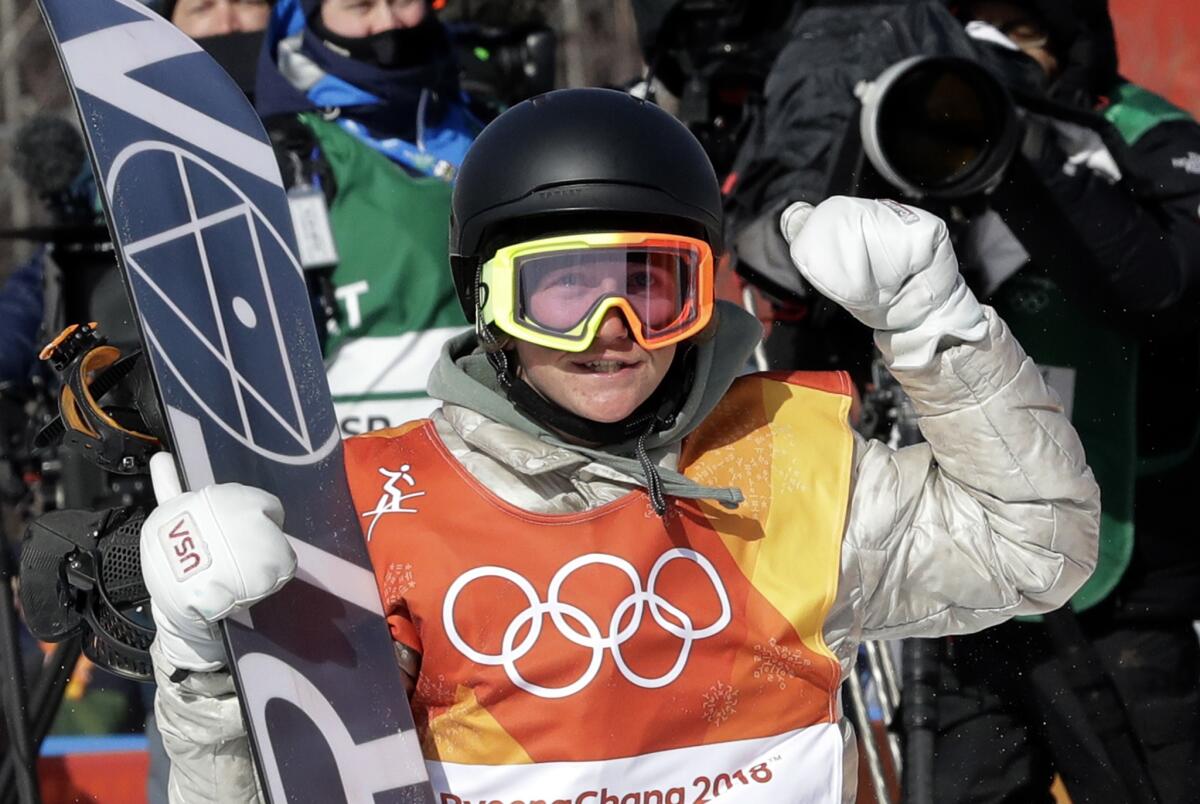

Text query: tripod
(0, 527), (83, 804)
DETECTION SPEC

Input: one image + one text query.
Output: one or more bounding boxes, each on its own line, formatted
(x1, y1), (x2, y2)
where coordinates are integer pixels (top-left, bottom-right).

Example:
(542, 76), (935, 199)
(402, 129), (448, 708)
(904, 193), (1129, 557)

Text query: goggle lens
(517, 246), (695, 335)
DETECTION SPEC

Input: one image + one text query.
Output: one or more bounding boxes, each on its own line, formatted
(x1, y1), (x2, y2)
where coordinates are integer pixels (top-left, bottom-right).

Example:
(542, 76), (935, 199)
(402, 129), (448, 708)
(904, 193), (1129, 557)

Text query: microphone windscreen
(12, 115), (87, 197)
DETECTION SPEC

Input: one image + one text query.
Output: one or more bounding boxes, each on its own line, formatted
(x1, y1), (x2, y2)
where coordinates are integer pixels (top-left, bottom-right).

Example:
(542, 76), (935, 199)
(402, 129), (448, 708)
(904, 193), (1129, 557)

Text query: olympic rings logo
(442, 549), (732, 699)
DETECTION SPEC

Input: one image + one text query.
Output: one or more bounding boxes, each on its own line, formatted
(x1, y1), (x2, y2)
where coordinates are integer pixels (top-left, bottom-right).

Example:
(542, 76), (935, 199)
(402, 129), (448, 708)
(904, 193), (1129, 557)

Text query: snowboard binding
(34, 322), (164, 474)
(19, 505), (155, 682)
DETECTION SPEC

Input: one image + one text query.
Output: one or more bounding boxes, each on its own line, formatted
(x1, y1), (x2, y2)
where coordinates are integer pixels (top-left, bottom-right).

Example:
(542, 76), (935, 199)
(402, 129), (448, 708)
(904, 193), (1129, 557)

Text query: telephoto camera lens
(858, 55), (1019, 200)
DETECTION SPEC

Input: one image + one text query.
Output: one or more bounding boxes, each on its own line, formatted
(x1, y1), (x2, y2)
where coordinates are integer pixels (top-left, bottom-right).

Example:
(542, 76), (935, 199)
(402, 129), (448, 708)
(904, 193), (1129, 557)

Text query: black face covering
(309, 13), (450, 71)
(195, 29), (266, 100)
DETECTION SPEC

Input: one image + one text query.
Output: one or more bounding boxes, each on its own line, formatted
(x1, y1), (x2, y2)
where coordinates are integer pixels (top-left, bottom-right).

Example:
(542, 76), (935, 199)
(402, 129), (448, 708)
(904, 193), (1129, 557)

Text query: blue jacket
(254, 0), (478, 179)
(0, 254), (45, 384)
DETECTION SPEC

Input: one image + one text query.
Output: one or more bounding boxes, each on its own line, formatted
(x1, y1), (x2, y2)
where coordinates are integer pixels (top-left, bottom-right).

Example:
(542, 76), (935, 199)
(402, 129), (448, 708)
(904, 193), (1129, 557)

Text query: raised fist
(781, 196), (987, 369)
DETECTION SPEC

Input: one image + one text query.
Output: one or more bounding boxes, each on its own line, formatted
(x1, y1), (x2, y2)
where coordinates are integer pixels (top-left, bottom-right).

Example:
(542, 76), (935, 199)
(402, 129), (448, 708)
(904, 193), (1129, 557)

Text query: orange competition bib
(345, 372), (855, 804)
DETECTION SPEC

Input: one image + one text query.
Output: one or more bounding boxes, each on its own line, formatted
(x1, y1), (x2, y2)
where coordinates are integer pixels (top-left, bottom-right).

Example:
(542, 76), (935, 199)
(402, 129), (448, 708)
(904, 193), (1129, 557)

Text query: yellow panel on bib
(682, 373), (854, 662)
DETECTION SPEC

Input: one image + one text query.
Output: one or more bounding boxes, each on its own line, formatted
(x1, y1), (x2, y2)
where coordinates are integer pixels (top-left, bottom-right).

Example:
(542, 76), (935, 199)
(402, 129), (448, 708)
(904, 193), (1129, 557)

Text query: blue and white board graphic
(35, 0), (434, 800)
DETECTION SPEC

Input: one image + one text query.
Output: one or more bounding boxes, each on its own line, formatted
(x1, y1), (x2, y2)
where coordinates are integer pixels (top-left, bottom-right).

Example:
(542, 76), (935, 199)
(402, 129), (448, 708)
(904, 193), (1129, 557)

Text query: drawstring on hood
(427, 300), (764, 516)
(635, 429), (669, 515)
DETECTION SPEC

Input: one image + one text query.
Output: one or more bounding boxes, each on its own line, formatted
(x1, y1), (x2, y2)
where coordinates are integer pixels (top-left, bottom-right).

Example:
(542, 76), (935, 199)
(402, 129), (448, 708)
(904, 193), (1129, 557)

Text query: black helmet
(449, 87), (723, 322)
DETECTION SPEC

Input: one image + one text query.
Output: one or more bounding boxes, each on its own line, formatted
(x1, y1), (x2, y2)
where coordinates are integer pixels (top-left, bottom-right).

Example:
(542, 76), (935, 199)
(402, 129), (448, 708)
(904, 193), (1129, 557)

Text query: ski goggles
(479, 232), (715, 352)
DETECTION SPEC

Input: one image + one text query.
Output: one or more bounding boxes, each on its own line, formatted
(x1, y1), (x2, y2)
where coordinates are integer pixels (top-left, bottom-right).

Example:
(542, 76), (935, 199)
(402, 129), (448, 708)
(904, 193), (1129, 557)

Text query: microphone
(11, 115), (95, 224)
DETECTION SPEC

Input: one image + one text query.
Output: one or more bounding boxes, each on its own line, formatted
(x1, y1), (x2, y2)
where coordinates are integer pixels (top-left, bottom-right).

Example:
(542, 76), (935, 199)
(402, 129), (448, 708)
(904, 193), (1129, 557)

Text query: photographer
(0, 113), (161, 800)
(0, 115), (140, 512)
(933, 4), (1200, 802)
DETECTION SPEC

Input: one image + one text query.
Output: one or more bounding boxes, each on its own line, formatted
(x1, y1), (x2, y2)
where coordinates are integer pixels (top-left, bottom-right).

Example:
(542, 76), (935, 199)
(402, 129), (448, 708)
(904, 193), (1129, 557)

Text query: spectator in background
(255, 0), (482, 436)
(164, 0), (272, 38)
(156, 0), (275, 99)
(933, 2), (1200, 803)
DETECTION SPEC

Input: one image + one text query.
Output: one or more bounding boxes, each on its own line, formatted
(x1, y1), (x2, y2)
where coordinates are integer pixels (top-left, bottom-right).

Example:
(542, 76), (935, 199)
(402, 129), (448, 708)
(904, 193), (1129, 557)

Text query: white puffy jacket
(152, 306), (1100, 803)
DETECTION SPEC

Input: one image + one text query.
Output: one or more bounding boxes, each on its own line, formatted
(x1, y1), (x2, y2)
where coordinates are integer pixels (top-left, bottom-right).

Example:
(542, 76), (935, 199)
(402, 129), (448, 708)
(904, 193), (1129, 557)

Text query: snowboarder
(139, 87), (1100, 803)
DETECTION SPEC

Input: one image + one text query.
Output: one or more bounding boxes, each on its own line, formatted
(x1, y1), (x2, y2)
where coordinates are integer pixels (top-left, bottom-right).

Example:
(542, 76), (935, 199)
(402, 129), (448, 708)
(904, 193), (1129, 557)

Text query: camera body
(638, 0), (797, 176)
(452, 22), (558, 119)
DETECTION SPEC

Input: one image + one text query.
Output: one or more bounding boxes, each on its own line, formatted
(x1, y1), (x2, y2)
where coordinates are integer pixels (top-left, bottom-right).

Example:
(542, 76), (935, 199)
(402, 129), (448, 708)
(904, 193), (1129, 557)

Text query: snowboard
(33, 0), (434, 800)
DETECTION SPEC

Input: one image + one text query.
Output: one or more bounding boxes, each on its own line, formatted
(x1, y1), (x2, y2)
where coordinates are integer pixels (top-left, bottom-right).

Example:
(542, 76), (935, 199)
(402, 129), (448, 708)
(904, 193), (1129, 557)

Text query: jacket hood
(426, 300), (764, 507)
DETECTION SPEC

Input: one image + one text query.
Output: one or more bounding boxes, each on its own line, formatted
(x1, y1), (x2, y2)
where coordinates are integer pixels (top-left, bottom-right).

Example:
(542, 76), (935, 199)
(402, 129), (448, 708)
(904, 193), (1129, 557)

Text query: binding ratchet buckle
(34, 323), (162, 474)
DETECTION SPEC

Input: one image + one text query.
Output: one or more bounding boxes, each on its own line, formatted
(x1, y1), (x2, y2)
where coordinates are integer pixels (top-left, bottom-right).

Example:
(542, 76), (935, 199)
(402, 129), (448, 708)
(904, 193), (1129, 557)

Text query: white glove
(140, 452), (296, 672)
(780, 196), (988, 369)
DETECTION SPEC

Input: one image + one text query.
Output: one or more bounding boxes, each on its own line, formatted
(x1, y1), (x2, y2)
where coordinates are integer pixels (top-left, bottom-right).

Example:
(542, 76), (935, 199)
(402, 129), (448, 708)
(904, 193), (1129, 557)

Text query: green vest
(300, 114), (469, 436)
(997, 83), (1190, 611)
